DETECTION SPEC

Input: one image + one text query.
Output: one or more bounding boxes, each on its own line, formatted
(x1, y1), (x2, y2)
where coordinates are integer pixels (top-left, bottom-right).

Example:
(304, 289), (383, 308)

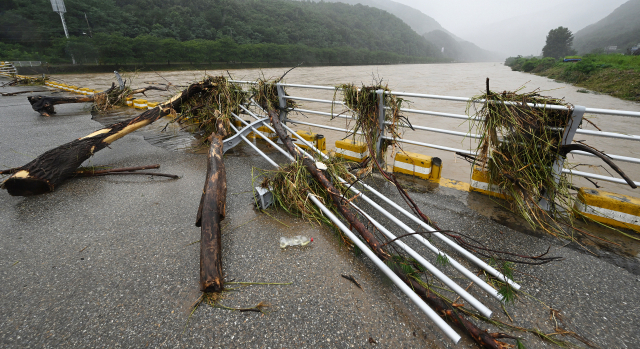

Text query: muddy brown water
(54, 62), (640, 198)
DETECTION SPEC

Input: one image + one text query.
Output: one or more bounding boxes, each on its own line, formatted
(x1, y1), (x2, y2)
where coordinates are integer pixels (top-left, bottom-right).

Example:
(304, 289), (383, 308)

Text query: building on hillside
(605, 46), (618, 54)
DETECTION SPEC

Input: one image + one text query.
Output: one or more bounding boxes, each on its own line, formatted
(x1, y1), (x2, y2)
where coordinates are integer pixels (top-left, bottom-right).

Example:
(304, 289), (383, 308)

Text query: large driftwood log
(27, 85), (166, 116)
(2, 81), (211, 196)
(195, 119), (227, 293)
(266, 108), (507, 349)
(28, 94), (95, 116)
(27, 85), (115, 116)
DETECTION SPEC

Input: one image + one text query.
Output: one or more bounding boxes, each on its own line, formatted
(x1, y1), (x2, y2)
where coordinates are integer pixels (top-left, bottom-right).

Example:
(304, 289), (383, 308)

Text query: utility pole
(50, 0), (76, 64)
(84, 12), (93, 38)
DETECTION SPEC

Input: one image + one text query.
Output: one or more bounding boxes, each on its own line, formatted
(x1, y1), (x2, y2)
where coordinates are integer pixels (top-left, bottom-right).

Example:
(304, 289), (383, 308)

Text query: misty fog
(390, 0), (628, 57)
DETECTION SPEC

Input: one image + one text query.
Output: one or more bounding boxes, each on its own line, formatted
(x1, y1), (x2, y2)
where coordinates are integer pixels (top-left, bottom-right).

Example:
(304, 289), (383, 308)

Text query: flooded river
(52, 62), (640, 197)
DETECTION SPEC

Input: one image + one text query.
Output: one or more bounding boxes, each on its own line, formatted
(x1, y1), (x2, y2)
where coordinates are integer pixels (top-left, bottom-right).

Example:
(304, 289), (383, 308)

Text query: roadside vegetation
(0, 37), (442, 67)
(505, 54), (640, 101)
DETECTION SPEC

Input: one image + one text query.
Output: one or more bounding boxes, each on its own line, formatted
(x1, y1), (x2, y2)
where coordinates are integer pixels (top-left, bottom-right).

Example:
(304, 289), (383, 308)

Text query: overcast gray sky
(389, 0), (629, 56)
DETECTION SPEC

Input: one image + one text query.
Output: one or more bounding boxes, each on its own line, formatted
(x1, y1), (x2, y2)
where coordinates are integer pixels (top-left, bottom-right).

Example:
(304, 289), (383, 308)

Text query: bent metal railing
(231, 80), (640, 189)
(223, 81), (639, 343)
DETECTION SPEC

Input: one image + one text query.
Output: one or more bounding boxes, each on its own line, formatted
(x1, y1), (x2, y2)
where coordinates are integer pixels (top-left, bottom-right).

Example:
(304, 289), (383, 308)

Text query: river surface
(52, 62), (640, 197)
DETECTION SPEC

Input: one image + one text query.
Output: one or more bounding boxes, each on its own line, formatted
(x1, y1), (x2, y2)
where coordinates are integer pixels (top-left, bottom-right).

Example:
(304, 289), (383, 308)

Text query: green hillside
(0, 0), (444, 65)
(573, 0), (640, 54)
(310, 0), (446, 38)
(504, 54), (640, 101)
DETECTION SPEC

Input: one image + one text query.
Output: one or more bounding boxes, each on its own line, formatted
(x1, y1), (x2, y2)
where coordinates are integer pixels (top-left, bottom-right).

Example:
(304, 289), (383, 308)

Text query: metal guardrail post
(276, 83), (288, 126)
(114, 71), (124, 90)
(376, 89), (385, 163)
(540, 105), (586, 211)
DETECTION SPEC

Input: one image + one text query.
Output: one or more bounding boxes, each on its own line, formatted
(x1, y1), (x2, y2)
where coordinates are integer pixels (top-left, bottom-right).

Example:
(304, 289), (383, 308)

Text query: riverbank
(505, 55), (640, 102)
(15, 60), (453, 76)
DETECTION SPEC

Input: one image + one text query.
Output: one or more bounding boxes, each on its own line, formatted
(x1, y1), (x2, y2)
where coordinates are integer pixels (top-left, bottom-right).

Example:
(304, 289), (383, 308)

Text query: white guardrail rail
(225, 80), (639, 343)
(231, 80), (640, 188)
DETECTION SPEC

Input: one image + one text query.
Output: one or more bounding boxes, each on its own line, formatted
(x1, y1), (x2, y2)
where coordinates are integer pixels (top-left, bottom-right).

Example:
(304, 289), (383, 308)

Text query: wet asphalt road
(1, 79), (639, 348)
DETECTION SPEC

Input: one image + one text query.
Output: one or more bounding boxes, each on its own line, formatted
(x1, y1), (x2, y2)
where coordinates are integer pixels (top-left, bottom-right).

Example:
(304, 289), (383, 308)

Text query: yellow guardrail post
(470, 167), (509, 199)
(335, 139), (368, 162)
(133, 99), (147, 109)
(292, 130), (326, 152)
(575, 188), (640, 231)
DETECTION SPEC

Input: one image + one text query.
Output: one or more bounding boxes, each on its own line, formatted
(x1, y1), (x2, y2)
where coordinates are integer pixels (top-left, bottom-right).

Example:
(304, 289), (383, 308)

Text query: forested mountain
(422, 30), (501, 62)
(308, 0), (501, 62)
(0, 0), (444, 64)
(306, 0), (448, 38)
(572, 0), (640, 54)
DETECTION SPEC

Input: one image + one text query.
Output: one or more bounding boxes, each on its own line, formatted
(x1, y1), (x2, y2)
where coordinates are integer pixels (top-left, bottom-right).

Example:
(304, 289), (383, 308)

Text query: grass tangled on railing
(259, 157), (351, 226)
(167, 76), (248, 141)
(335, 84), (410, 162)
(467, 89), (578, 236)
(257, 157), (358, 247)
(251, 79), (297, 113)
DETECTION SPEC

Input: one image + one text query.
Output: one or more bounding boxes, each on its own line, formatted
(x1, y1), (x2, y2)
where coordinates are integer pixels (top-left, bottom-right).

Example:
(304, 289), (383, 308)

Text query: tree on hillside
(542, 26), (576, 59)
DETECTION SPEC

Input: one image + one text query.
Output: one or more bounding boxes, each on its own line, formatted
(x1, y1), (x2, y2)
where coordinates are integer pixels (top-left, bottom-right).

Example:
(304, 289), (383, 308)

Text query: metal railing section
(228, 113), (463, 342)
(228, 80), (640, 187)
(11, 61), (42, 67)
(245, 102), (521, 290)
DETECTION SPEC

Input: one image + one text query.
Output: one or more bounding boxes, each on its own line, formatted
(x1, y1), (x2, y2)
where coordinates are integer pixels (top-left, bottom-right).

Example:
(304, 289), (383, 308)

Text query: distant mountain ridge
(573, 0), (640, 54)
(308, 0), (449, 37)
(423, 30), (502, 62)
(305, 0), (502, 61)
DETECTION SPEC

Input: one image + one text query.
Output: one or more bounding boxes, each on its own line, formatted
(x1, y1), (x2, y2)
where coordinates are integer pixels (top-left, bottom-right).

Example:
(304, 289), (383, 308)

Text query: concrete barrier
(292, 130), (326, 152)
(575, 188), (640, 231)
(247, 125), (278, 140)
(133, 99), (147, 109)
(470, 167), (509, 199)
(393, 151), (441, 180)
(335, 139), (367, 162)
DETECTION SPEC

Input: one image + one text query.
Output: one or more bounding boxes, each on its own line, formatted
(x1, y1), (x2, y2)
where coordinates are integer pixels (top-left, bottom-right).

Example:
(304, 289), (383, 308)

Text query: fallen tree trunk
(27, 85), (166, 116)
(195, 119), (227, 293)
(265, 108), (507, 348)
(27, 85), (115, 116)
(1, 81), (211, 196)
